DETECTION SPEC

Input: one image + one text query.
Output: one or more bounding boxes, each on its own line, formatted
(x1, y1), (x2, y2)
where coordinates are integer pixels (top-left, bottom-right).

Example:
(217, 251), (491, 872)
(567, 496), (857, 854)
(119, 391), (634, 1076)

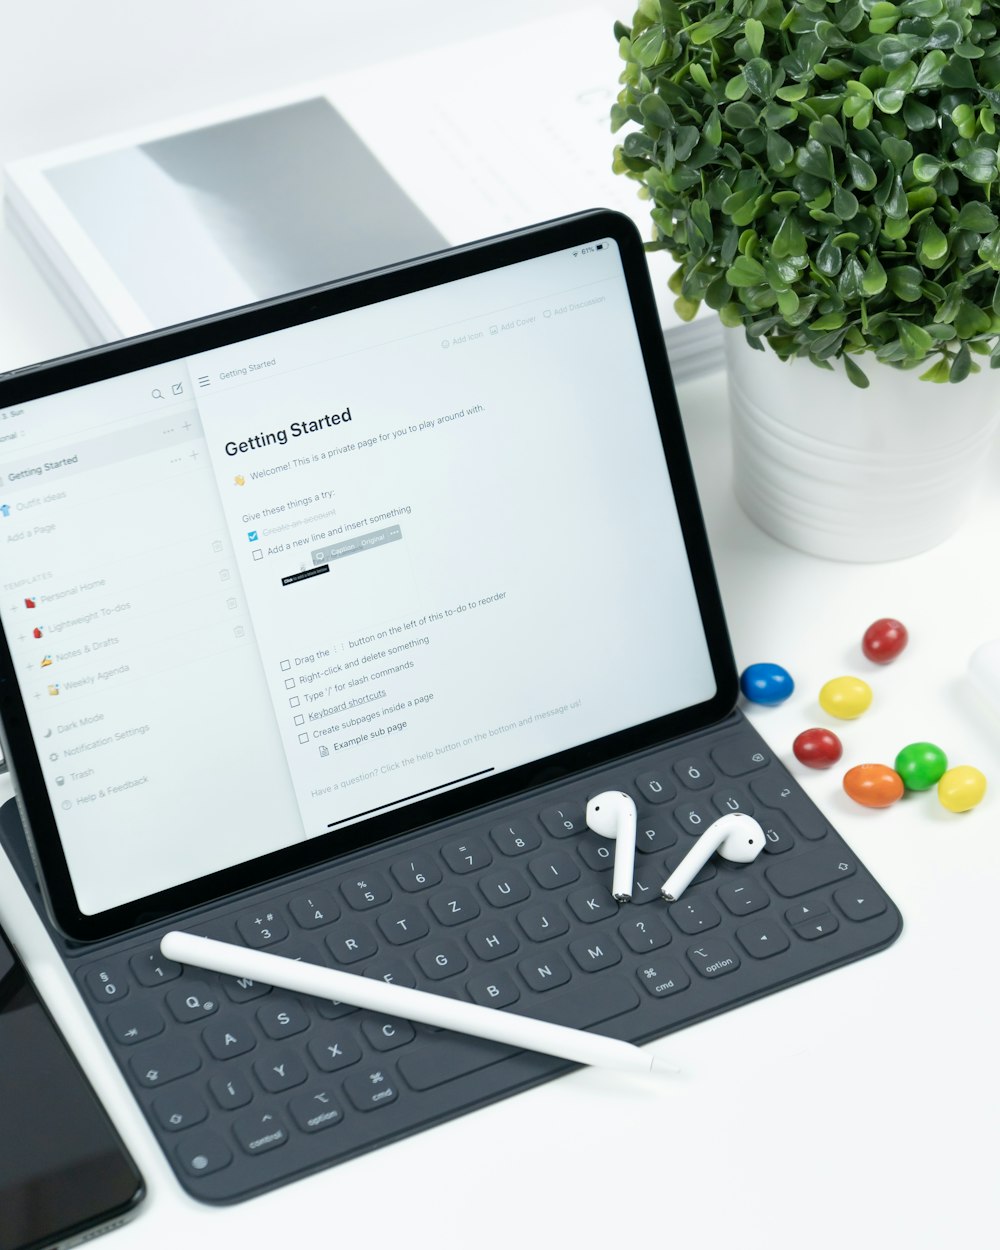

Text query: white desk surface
(1, 4), (999, 1248)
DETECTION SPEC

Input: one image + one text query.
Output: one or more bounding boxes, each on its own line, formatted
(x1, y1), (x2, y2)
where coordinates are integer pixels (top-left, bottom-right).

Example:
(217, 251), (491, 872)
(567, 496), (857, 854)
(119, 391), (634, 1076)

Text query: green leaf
(811, 311), (846, 330)
(833, 185), (859, 220)
(725, 73), (749, 100)
(954, 300), (991, 337)
(911, 48), (947, 90)
(689, 61), (711, 91)
(743, 58), (773, 98)
(726, 255), (767, 286)
(640, 93), (674, 128)
(862, 254), (887, 295)
(674, 295), (701, 321)
(955, 149), (999, 184)
(912, 153), (945, 183)
(887, 265), (923, 301)
(703, 109), (723, 147)
(949, 343), (972, 382)
(838, 255), (865, 300)
(843, 355), (870, 387)
(918, 220), (949, 265)
(919, 357), (951, 382)
(688, 13), (733, 45)
(979, 230), (1000, 268)
(771, 212), (806, 259)
(631, 25), (665, 67)
(796, 138), (831, 179)
(847, 151), (877, 191)
(744, 17), (765, 57)
(955, 203), (998, 234)
(895, 319), (934, 357)
(766, 130), (795, 169)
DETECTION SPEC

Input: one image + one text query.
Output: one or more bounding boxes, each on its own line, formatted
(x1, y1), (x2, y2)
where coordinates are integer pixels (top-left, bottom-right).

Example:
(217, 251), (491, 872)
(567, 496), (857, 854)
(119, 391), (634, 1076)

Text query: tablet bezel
(0, 209), (738, 941)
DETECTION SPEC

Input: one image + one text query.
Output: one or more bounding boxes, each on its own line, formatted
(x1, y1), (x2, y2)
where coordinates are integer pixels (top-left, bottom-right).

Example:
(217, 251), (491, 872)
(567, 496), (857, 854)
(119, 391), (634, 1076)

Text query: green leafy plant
(612, 0), (1000, 383)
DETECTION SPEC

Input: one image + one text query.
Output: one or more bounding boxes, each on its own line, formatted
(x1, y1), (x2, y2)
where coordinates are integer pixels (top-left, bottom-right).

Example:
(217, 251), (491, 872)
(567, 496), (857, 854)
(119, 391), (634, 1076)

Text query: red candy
(793, 728), (843, 769)
(862, 618), (908, 664)
(843, 763), (905, 808)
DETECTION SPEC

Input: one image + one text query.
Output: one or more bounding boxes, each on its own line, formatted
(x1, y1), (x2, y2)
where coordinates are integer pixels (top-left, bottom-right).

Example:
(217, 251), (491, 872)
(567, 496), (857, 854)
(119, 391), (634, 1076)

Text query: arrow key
(784, 899), (830, 926)
(735, 918), (790, 959)
(834, 885), (887, 922)
(791, 913), (840, 941)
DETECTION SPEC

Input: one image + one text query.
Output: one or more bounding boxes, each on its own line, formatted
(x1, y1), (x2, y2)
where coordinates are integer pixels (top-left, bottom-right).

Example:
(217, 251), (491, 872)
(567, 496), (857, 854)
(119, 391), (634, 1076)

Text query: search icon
(151, 388), (164, 400)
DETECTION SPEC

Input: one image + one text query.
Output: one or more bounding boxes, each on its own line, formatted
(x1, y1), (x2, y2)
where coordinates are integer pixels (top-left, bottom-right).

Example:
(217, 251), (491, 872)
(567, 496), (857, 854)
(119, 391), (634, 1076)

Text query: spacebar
(397, 977), (640, 1092)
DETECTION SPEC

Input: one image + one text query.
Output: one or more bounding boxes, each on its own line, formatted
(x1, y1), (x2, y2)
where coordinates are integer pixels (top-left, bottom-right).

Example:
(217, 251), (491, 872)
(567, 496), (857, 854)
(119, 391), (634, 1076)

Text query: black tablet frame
(0, 209), (738, 941)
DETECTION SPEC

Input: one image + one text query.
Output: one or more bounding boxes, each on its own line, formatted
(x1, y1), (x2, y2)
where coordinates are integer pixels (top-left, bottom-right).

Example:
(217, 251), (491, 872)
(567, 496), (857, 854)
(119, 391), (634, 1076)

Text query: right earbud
(585, 791), (637, 902)
(660, 812), (764, 902)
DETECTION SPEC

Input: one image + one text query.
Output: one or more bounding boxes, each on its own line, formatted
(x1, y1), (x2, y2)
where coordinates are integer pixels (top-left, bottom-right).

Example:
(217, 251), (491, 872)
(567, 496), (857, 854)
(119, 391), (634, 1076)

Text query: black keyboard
(3, 711), (901, 1203)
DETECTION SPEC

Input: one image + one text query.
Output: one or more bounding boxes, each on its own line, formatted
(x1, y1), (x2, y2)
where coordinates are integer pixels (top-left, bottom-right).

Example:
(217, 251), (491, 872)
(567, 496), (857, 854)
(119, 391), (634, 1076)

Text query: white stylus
(161, 931), (675, 1077)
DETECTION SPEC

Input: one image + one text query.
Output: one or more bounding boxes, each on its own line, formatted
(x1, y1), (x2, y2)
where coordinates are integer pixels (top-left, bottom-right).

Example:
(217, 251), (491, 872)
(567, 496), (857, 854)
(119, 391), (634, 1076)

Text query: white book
(3, 11), (721, 379)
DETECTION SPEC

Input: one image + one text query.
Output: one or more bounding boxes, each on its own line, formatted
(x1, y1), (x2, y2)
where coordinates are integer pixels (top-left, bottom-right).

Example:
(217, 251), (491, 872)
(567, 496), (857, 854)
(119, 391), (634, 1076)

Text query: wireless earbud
(660, 812), (764, 902)
(585, 791), (637, 902)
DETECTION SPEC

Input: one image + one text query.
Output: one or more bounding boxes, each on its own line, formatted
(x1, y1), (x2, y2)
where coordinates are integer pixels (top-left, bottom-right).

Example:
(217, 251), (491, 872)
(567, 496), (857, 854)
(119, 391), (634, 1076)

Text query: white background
(1, 4), (999, 1249)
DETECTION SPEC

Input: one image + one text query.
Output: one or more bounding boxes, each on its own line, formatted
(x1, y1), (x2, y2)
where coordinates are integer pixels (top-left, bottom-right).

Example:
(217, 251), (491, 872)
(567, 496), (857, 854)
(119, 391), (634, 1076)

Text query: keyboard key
(166, 982), (219, 1023)
(390, 853), (442, 892)
(343, 1067), (399, 1112)
(520, 975), (640, 1029)
(635, 820), (677, 854)
(362, 1017), (416, 1051)
(364, 959), (417, 988)
(130, 1041), (201, 1087)
(539, 803), (585, 838)
(527, 851), (580, 889)
(784, 899), (829, 925)
(717, 881), (770, 916)
(236, 910), (288, 947)
(339, 871), (391, 911)
(254, 1053), (308, 1092)
(636, 958), (690, 998)
(288, 888), (340, 929)
(672, 801), (714, 837)
(766, 849), (857, 897)
(566, 886), (619, 924)
(288, 1088), (344, 1133)
(202, 1018), (257, 1060)
(516, 904), (569, 943)
(255, 1000), (310, 1039)
(710, 740), (770, 776)
(466, 970), (520, 1009)
(208, 1072), (254, 1110)
(84, 962), (129, 1003)
(308, 1030), (362, 1073)
(792, 913), (840, 940)
(176, 1131), (233, 1178)
(467, 920), (520, 960)
(735, 919), (790, 959)
(440, 837), (492, 874)
(325, 922), (378, 964)
(712, 787), (754, 817)
(577, 837), (614, 872)
(130, 949), (182, 986)
(428, 887), (480, 927)
(233, 1109), (289, 1155)
(106, 1003), (164, 1045)
(687, 939), (741, 979)
(631, 863), (668, 904)
(619, 914), (672, 953)
(415, 939), (468, 980)
(490, 820), (541, 856)
(750, 776), (828, 838)
(220, 972), (271, 1004)
(479, 868), (531, 908)
(568, 936), (623, 973)
(635, 770), (676, 803)
(398, 1035), (516, 1091)
(673, 757), (714, 790)
(759, 812), (796, 855)
(669, 897), (722, 935)
(518, 954), (572, 993)
(377, 904), (429, 945)
(834, 886), (887, 922)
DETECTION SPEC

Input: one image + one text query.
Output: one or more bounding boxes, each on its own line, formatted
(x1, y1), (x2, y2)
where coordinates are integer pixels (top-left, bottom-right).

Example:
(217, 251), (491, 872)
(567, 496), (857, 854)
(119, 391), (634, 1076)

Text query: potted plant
(611, 0), (1000, 560)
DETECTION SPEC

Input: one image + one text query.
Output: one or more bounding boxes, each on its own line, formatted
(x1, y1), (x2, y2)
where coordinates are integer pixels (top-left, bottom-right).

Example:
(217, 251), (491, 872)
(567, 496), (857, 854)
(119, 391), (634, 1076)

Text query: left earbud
(585, 791), (637, 902)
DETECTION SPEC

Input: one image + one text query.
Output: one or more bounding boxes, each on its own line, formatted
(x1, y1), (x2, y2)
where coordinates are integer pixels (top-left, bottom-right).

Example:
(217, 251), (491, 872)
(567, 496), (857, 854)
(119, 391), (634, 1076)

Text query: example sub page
(191, 242), (715, 833)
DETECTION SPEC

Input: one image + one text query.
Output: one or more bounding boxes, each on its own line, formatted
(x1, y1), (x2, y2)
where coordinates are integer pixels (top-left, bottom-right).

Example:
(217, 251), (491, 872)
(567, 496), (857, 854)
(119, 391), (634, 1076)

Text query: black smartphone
(0, 921), (144, 1250)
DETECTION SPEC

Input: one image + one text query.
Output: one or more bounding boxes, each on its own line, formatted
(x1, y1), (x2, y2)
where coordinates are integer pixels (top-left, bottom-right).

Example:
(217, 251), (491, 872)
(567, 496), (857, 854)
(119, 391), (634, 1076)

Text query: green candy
(894, 742), (948, 791)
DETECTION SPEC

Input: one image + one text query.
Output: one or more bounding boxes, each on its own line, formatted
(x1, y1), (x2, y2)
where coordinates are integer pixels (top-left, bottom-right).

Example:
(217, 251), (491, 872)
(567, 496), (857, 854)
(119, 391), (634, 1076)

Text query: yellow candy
(818, 675), (873, 720)
(937, 765), (987, 813)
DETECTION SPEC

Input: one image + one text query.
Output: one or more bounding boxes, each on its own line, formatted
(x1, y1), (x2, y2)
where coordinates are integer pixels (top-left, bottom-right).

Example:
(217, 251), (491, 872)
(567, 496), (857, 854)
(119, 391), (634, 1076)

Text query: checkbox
(284, 677), (295, 689)
(247, 530), (259, 542)
(289, 696), (300, 708)
(293, 714), (305, 726)
(252, 549), (264, 561)
(298, 733), (309, 744)
(280, 659), (291, 671)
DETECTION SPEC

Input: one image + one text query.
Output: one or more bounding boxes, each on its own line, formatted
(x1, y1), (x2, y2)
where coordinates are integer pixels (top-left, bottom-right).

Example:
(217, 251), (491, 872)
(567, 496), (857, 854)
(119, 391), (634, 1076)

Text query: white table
(2, 5), (999, 1247)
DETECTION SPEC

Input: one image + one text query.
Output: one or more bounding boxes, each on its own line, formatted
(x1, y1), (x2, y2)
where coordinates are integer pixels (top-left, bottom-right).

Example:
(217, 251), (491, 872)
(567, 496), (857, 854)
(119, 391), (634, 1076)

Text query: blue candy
(739, 662), (794, 706)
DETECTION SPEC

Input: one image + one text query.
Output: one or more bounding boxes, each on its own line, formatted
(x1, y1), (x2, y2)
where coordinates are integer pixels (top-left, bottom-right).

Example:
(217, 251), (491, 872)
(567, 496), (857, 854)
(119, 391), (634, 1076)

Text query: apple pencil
(161, 931), (675, 1077)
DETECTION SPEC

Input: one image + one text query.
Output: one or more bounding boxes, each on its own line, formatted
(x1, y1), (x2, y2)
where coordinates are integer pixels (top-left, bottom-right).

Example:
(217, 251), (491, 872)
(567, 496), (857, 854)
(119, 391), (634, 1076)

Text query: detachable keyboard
(1, 710), (901, 1203)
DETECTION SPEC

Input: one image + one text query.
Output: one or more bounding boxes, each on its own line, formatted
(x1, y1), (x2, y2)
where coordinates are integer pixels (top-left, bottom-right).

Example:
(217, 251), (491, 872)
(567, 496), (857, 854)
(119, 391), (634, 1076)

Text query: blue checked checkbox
(247, 530), (259, 542)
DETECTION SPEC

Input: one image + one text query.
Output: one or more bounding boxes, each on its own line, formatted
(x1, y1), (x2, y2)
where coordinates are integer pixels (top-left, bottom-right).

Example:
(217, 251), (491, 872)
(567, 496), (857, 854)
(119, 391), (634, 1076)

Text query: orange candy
(843, 763), (904, 808)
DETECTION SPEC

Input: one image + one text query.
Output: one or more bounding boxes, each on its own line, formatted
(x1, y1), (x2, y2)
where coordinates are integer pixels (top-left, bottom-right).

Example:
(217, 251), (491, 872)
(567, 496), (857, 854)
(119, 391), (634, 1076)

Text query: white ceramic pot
(725, 328), (1000, 562)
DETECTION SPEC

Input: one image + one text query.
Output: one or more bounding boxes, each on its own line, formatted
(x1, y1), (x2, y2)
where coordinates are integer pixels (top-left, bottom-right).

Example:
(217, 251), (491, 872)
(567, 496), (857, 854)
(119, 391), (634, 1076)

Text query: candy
(793, 728), (843, 769)
(740, 662), (794, 706)
(862, 618), (909, 664)
(819, 676), (872, 719)
(843, 763), (904, 808)
(937, 765), (987, 813)
(894, 742), (948, 791)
